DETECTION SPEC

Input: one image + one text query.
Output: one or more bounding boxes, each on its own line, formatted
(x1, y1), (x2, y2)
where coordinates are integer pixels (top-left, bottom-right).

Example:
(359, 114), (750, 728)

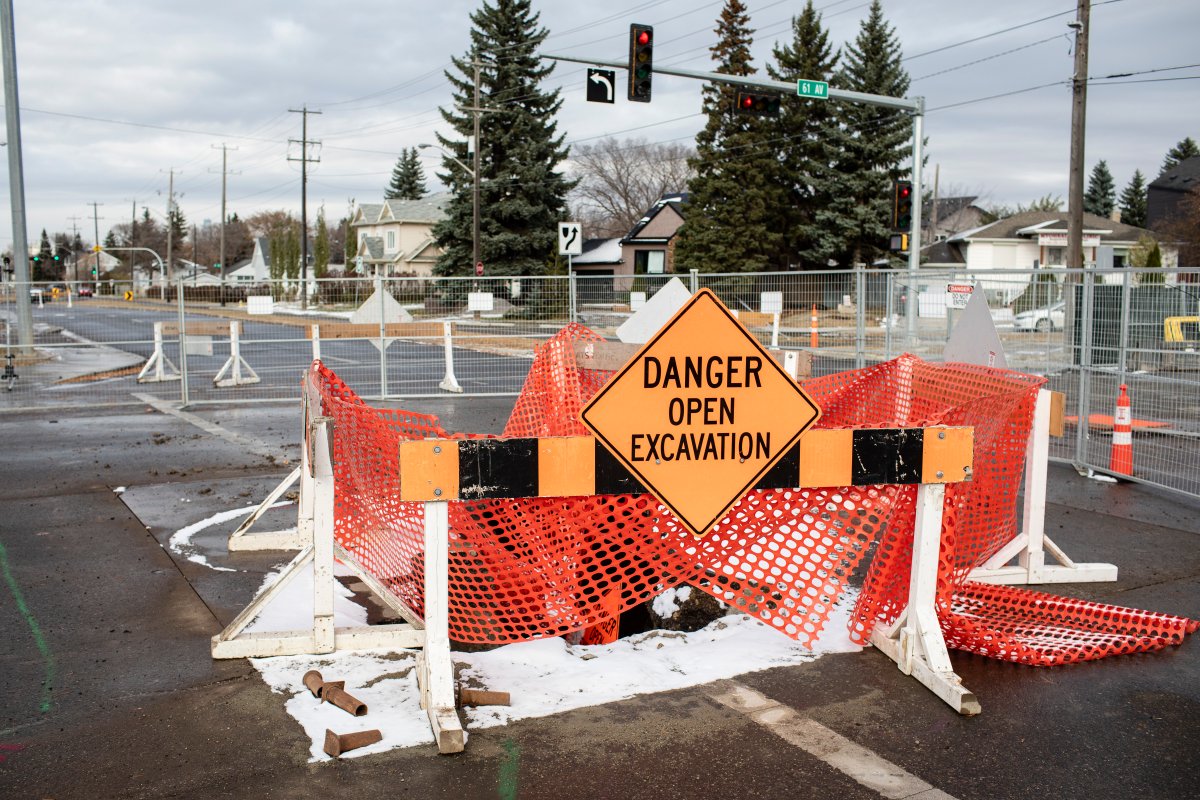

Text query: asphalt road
(0, 396), (1196, 800)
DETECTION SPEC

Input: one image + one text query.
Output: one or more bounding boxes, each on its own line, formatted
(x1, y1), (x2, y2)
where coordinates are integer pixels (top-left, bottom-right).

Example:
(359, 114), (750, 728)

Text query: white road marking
(710, 682), (958, 800)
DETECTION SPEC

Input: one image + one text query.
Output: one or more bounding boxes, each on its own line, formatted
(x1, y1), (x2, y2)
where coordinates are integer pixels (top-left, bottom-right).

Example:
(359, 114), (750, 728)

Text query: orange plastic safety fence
(309, 323), (1196, 663)
(946, 581), (1200, 665)
(311, 363), (448, 619)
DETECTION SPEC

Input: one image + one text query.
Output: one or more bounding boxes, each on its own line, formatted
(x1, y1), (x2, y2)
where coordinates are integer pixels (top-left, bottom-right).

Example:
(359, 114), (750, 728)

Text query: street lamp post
(419, 142), (479, 276)
(100, 246), (166, 299)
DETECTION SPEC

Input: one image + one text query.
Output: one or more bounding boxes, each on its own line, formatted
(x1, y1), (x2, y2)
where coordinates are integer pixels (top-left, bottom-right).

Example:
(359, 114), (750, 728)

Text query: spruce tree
(816, 0), (911, 267)
(1083, 160), (1115, 217)
(766, 0), (840, 269)
(432, 0), (573, 281)
(1161, 137), (1199, 173)
(1118, 169), (1148, 228)
(673, 0), (782, 273)
(385, 147), (426, 200)
(313, 206), (330, 278)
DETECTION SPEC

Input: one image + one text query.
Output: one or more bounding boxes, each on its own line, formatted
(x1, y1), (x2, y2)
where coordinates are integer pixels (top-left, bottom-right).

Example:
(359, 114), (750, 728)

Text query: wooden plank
(737, 311), (775, 328)
(1049, 390), (1066, 437)
(307, 322), (445, 340)
(573, 340), (641, 372)
(572, 340), (810, 379)
(163, 321), (232, 336)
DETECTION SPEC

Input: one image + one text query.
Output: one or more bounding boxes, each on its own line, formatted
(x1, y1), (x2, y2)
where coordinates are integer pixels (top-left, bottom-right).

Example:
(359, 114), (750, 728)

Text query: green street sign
(797, 79), (829, 100)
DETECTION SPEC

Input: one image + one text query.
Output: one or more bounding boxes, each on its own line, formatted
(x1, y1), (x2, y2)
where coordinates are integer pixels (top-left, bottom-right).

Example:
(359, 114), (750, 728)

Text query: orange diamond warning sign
(580, 288), (821, 537)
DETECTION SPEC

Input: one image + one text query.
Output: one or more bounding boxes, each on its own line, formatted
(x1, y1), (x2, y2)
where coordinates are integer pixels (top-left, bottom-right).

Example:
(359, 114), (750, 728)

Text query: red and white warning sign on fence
(946, 282), (975, 309)
(580, 288), (821, 537)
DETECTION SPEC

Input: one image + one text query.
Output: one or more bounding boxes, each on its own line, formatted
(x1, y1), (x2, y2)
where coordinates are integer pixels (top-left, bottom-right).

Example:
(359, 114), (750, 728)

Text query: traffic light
(628, 24), (653, 102)
(892, 179), (913, 232)
(92, 268), (98, 278)
(735, 92), (781, 116)
(889, 233), (909, 252)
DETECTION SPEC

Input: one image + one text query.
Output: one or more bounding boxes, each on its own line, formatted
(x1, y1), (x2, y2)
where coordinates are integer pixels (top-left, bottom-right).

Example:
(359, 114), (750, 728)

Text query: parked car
(29, 287), (48, 303)
(76, 285), (94, 297)
(1013, 301), (1065, 332)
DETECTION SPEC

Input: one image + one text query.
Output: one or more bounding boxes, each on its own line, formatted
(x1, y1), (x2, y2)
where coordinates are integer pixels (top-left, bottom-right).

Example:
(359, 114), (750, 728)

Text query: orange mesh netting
(309, 324), (1195, 663)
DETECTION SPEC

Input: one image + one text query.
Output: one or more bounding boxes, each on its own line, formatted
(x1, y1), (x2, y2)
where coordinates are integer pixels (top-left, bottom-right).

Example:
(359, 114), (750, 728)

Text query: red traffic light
(628, 24), (654, 102)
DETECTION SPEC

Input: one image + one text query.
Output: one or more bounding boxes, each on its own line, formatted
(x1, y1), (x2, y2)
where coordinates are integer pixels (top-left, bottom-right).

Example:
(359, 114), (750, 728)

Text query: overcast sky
(2, 0), (1197, 251)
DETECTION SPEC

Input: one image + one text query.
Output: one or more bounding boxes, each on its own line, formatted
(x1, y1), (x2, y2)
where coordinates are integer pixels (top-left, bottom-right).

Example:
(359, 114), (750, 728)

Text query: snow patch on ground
(248, 560), (862, 762)
(166, 502), (291, 572)
(651, 586), (692, 618)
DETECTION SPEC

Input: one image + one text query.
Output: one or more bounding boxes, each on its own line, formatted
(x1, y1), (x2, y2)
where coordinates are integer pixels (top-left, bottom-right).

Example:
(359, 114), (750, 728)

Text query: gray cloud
(2, 0), (1196, 248)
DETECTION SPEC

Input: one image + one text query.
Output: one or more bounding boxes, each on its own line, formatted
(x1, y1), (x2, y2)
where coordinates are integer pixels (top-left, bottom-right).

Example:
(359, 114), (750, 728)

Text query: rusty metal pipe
(323, 728), (382, 758)
(323, 685), (368, 716)
(301, 670), (344, 699)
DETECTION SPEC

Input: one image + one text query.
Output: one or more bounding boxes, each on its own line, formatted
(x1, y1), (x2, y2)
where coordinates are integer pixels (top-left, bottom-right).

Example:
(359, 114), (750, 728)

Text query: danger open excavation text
(629, 430), (771, 463)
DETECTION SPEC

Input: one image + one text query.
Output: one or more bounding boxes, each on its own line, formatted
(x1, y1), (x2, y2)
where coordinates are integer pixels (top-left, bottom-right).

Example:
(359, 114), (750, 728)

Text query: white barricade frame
(211, 413), (463, 754)
(969, 388), (1118, 585)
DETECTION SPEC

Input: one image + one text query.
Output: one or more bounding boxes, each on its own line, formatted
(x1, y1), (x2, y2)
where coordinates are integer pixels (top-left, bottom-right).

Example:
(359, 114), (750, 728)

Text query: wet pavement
(0, 398), (1196, 799)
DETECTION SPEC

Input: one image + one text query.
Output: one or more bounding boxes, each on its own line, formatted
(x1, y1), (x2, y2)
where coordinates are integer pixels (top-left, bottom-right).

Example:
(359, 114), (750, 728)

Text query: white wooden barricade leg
(438, 321), (463, 393)
(416, 500), (466, 753)
(311, 324), (321, 362)
(213, 321), (261, 387)
(227, 465), (312, 551)
(229, 390), (315, 552)
(871, 483), (981, 716)
(970, 389), (1118, 585)
(136, 321), (181, 383)
(212, 414), (461, 752)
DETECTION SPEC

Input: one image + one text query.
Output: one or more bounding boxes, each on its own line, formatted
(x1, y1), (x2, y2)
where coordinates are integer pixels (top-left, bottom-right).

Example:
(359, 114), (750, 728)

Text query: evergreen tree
(1118, 169), (1148, 228)
(385, 147), (427, 200)
(1161, 137), (1199, 173)
(673, 0), (782, 273)
(432, 0), (574, 282)
(766, 0), (840, 269)
(33, 229), (53, 281)
(313, 206), (330, 279)
(816, 0), (911, 267)
(283, 224), (300, 281)
(1083, 160), (1115, 217)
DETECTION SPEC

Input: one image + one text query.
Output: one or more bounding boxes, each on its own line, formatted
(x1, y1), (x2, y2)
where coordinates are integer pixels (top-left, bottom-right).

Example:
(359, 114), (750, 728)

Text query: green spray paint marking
(0, 539), (55, 713)
(498, 737), (520, 800)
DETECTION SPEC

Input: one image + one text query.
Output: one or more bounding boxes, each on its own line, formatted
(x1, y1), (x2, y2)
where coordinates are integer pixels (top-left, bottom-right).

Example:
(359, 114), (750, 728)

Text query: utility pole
(471, 61), (483, 277)
(1067, 0), (1090, 272)
(89, 202), (103, 285)
(211, 143), (238, 305)
(289, 106), (321, 309)
(162, 169), (176, 300)
(2, 0), (32, 350)
(66, 215), (82, 283)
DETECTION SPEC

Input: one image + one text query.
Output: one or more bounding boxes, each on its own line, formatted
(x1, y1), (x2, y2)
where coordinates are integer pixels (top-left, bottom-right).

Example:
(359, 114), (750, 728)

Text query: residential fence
(3, 267), (1198, 498)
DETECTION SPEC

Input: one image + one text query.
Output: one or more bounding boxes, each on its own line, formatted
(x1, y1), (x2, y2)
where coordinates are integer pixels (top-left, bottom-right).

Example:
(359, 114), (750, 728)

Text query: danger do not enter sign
(580, 288), (822, 537)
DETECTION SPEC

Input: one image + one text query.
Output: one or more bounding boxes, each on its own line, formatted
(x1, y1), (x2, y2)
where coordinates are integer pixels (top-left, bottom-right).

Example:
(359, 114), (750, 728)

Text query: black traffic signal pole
(541, 50), (926, 342)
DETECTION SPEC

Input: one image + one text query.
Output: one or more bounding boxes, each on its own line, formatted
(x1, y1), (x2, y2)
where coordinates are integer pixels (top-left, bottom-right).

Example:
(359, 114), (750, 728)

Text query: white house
(351, 194), (450, 277)
(226, 237), (272, 283)
(937, 210), (1175, 271)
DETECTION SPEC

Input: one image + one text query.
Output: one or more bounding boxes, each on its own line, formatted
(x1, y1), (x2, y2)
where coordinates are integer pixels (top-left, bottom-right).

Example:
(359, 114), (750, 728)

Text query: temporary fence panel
(4, 269), (1200, 500)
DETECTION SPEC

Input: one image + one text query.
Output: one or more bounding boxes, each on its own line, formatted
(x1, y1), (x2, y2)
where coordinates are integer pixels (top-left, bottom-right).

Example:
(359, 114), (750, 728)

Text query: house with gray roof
(350, 194), (450, 277)
(934, 210), (1174, 272)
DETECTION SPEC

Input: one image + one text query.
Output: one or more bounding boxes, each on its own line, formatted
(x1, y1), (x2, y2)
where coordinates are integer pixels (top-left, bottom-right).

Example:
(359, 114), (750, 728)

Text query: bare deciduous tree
(568, 137), (695, 239)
